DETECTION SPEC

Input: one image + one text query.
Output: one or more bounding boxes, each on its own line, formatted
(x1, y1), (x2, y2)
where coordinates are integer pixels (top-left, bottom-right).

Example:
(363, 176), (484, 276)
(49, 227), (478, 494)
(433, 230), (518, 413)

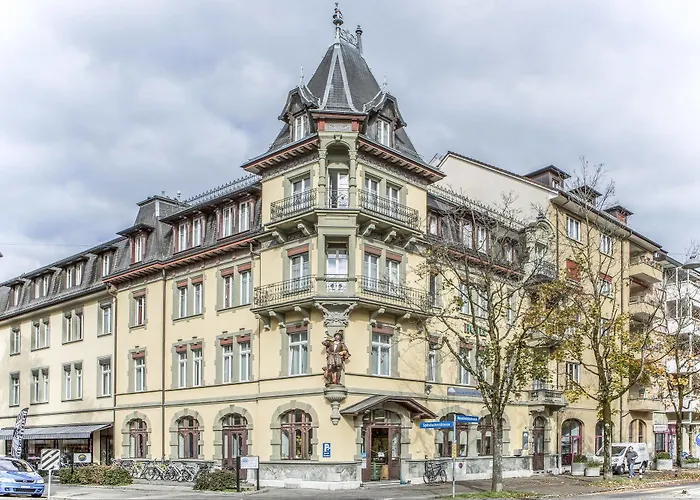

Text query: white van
(593, 443), (650, 474)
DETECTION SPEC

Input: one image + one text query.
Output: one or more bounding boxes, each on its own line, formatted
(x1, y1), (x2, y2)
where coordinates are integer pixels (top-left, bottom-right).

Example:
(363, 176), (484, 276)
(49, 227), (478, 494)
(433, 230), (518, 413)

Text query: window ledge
(216, 304), (251, 314)
(173, 313), (204, 323)
(129, 324), (146, 331)
(63, 338), (84, 345)
(97, 332), (113, 337)
(30, 401), (49, 406)
(30, 346), (50, 352)
(8, 403), (19, 408)
(9, 351), (20, 356)
(566, 236), (583, 245)
(62, 397), (84, 402)
(97, 394), (112, 399)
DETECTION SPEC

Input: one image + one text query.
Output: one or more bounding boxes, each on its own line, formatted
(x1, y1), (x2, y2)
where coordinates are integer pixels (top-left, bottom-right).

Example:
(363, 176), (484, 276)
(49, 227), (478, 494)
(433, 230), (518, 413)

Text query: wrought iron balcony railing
(358, 190), (420, 227)
(253, 276), (314, 308)
(270, 189), (317, 221)
(358, 276), (432, 310)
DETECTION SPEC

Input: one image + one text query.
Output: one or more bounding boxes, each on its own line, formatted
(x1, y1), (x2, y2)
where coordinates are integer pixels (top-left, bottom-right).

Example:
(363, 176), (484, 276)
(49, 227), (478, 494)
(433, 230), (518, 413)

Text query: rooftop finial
(299, 66), (304, 86)
(355, 25), (363, 54)
(382, 75), (388, 93)
(333, 3), (344, 27)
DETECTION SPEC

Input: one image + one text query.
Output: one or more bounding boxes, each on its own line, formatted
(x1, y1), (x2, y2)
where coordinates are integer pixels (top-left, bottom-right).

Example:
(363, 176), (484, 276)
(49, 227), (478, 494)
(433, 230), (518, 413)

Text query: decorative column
(317, 301), (357, 425)
(348, 150), (358, 208)
(318, 149), (328, 207)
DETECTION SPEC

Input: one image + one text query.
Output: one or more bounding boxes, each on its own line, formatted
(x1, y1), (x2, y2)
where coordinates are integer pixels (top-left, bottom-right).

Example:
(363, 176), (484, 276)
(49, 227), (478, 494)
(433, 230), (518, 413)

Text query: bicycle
(423, 460), (448, 484)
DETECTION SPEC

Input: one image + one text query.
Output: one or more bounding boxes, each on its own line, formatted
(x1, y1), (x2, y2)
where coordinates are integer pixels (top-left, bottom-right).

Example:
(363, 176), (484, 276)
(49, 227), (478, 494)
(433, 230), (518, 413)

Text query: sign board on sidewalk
(455, 415), (479, 424)
(240, 456), (259, 470)
(322, 443), (331, 458)
(420, 421), (454, 429)
(39, 449), (60, 471)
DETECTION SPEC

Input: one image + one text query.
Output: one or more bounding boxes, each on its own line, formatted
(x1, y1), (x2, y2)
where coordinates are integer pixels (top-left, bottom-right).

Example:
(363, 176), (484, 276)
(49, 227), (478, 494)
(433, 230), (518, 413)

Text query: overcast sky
(1, 0), (699, 281)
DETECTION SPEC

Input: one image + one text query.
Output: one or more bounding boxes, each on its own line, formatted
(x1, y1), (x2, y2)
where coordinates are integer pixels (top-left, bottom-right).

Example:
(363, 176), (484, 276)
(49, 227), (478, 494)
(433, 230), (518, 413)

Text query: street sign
(322, 443), (331, 458)
(240, 456), (259, 470)
(654, 424), (669, 433)
(695, 434), (700, 448)
(420, 421), (454, 429)
(39, 449), (60, 471)
(455, 415), (479, 424)
(447, 387), (482, 398)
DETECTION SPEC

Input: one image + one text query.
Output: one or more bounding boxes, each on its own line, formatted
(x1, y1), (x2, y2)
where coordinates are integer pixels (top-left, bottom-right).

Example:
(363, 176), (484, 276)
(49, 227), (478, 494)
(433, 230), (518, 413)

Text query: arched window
(629, 419), (646, 443)
(221, 414), (247, 467)
(438, 413), (470, 457)
(561, 419), (583, 466)
(477, 415), (493, 456)
(128, 419), (148, 458)
(177, 416), (200, 459)
(280, 410), (313, 460)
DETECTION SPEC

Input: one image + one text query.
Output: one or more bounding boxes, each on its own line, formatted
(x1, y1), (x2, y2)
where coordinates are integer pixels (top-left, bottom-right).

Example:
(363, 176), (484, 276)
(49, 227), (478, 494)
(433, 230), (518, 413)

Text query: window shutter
(237, 262), (252, 273)
(565, 259), (580, 281)
(364, 245), (382, 256)
(287, 244), (310, 257)
(219, 337), (234, 346)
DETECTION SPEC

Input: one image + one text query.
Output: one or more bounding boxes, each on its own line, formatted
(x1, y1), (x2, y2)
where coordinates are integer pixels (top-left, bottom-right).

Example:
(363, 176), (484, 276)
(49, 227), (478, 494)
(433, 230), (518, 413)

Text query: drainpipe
(555, 209), (561, 469)
(161, 268), (167, 459)
(107, 284), (118, 464)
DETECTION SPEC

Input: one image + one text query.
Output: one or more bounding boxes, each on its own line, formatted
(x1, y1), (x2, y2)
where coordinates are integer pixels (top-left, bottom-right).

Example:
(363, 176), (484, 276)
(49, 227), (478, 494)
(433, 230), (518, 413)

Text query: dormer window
(192, 217), (203, 246)
(101, 253), (112, 277)
(132, 234), (146, 264)
(11, 285), (20, 306)
(66, 264), (82, 289)
(377, 119), (392, 147)
(42, 275), (50, 296)
(33, 280), (40, 299)
(177, 222), (188, 252)
(293, 114), (309, 142)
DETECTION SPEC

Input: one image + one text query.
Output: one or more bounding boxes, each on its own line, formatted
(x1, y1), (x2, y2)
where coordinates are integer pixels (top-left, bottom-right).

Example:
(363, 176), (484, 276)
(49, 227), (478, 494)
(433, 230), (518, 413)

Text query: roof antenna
(333, 2), (343, 42)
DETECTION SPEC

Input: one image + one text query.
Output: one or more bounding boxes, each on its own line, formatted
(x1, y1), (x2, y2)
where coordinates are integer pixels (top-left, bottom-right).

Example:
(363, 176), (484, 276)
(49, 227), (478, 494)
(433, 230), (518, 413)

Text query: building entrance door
(221, 414), (248, 479)
(361, 410), (401, 482)
(532, 417), (546, 471)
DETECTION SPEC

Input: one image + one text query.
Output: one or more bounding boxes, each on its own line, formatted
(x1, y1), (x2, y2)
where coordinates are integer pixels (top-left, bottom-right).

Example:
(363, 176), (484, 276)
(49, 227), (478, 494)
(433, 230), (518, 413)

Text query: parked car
(0, 456), (45, 497)
(591, 442), (650, 474)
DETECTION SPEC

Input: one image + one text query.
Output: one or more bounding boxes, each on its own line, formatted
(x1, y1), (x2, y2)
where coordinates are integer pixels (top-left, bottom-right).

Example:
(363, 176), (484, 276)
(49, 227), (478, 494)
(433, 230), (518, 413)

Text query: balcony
(252, 275), (431, 314)
(629, 255), (663, 285)
(527, 383), (568, 411)
(628, 388), (663, 413)
(629, 293), (659, 321)
(525, 261), (557, 286)
(268, 188), (420, 232)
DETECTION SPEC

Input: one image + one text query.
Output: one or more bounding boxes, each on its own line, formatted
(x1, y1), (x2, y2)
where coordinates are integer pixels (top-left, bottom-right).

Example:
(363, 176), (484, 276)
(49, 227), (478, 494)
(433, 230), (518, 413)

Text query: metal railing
(630, 254), (663, 270)
(254, 276), (315, 307)
(358, 276), (432, 310)
(270, 189), (317, 221)
(359, 189), (420, 227)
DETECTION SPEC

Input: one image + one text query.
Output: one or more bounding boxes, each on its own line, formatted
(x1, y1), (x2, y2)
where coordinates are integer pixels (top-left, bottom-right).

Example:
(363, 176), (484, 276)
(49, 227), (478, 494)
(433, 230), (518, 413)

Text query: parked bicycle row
(112, 459), (215, 482)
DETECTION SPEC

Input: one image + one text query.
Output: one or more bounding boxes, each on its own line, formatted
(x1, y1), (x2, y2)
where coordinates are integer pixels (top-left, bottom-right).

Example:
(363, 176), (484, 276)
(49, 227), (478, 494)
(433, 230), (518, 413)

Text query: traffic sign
(322, 443), (331, 458)
(456, 415), (479, 424)
(39, 449), (61, 471)
(420, 421), (454, 429)
(695, 434), (700, 447)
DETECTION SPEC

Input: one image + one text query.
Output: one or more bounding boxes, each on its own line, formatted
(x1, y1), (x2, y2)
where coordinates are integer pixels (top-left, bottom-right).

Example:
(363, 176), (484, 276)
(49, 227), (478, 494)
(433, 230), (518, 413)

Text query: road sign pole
(47, 470), (51, 500)
(452, 413), (456, 499)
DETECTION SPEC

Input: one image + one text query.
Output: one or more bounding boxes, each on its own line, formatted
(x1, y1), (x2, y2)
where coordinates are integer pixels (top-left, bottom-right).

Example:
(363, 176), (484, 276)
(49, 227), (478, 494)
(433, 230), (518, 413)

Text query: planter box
(571, 463), (586, 476)
(656, 459), (673, 471)
(683, 462), (699, 469)
(584, 466), (600, 477)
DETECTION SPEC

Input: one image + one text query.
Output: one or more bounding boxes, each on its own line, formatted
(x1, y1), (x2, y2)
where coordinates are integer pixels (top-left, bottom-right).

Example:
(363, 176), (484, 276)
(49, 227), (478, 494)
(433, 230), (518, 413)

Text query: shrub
(656, 452), (671, 460)
(573, 454), (589, 463)
(58, 465), (131, 486)
(104, 467), (132, 485)
(683, 457), (700, 464)
(194, 469), (237, 491)
(586, 459), (600, 467)
(58, 468), (78, 484)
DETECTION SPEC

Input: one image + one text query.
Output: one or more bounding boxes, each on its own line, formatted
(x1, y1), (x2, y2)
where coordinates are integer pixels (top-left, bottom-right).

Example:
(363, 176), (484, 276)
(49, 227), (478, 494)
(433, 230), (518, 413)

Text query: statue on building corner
(322, 330), (350, 386)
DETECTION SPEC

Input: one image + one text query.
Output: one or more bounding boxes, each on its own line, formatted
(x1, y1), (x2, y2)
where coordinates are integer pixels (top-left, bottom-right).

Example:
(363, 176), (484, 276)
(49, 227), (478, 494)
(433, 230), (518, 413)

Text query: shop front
(0, 423), (113, 466)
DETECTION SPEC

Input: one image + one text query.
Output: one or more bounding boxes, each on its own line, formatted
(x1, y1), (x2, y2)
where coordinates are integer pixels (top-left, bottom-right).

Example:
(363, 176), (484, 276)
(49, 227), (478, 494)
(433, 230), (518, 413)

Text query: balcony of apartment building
(629, 253), (663, 285)
(267, 187), (420, 235)
(629, 290), (660, 322)
(627, 384), (663, 413)
(252, 274), (431, 317)
(527, 380), (568, 412)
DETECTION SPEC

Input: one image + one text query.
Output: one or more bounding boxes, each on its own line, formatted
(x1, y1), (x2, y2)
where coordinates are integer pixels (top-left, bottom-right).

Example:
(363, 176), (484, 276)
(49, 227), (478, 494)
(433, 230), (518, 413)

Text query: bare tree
(410, 187), (560, 493)
(538, 158), (664, 479)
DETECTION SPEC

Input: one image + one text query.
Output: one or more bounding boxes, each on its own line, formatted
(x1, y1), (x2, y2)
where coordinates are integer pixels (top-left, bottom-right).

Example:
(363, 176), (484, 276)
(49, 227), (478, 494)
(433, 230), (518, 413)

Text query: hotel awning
(340, 395), (437, 419)
(0, 423), (111, 440)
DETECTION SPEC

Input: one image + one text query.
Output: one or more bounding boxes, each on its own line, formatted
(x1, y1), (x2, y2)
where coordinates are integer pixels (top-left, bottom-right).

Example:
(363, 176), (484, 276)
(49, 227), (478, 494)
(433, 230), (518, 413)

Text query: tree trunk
(492, 417), (504, 492)
(602, 401), (613, 479)
(676, 393), (684, 469)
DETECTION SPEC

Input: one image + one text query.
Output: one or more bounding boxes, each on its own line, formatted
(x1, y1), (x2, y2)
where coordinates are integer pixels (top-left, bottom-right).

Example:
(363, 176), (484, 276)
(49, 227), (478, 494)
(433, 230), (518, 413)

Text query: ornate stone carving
(325, 121), (353, 132)
(358, 152), (428, 186)
(322, 330), (350, 386)
(314, 301), (357, 327)
(261, 152), (319, 180)
(324, 385), (348, 425)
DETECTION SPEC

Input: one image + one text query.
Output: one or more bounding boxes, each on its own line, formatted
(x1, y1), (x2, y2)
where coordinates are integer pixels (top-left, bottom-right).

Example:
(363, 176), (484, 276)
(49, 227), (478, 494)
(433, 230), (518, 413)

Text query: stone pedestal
(324, 385), (348, 425)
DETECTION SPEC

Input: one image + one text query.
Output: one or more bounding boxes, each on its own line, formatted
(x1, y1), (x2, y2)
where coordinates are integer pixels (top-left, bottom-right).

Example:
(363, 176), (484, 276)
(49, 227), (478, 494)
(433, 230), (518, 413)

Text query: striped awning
(0, 423), (111, 440)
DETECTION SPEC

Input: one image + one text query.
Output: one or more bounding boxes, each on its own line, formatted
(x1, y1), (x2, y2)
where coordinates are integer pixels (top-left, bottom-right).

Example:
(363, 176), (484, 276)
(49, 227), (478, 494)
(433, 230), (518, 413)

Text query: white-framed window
(222, 206), (234, 238)
(460, 283), (471, 315)
(10, 374), (19, 406)
(222, 344), (234, 383)
(75, 365), (83, 399)
(386, 183), (400, 212)
(177, 351), (187, 388)
(192, 218), (203, 246)
(364, 252), (379, 283)
(566, 216), (581, 242)
(371, 333), (391, 376)
(427, 348), (437, 383)
(101, 303), (112, 334)
(31, 370), (42, 403)
(100, 359), (112, 397)
(134, 295), (146, 326)
(134, 357), (145, 392)
(178, 222), (188, 251)
(41, 319), (50, 347)
(566, 362), (580, 389)
(239, 202), (251, 232)
(289, 331), (308, 376)
(428, 215), (439, 235)
(290, 253), (310, 290)
(11, 285), (20, 306)
(459, 347), (470, 385)
(10, 328), (20, 355)
(32, 322), (41, 349)
(474, 290), (488, 318)
(364, 176), (379, 194)
(76, 264), (82, 286)
(64, 313), (73, 342)
(64, 366), (72, 400)
(600, 234), (613, 255)
(41, 368), (49, 403)
(42, 275), (50, 296)
(506, 293), (517, 325)
(33, 279), (40, 299)
(385, 259), (401, 294)
(177, 286), (187, 318)
(600, 278), (613, 297)
(326, 246), (348, 292)
(293, 114), (309, 142)
(239, 341), (251, 382)
(377, 119), (392, 147)
(476, 226), (488, 251)
(240, 271), (251, 305)
(462, 221), (473, 248)
(193, 283), (203, 315)
(223, 275), (235, 308)
(102, 253), (112, 277)
(133, 235), (145, 263)
(75, 312), (83, 341)
(192, 349), (203, 387)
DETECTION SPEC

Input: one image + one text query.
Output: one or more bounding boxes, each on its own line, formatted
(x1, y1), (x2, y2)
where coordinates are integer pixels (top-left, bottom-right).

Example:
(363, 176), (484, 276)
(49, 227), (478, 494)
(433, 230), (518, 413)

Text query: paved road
(568, 484), (700, 499)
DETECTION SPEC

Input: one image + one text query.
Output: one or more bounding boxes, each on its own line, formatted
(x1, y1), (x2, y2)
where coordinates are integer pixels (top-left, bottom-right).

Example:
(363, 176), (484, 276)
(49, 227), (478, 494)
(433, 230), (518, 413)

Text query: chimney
(355, 25), (363, 54)
(604, 205), (633, 224)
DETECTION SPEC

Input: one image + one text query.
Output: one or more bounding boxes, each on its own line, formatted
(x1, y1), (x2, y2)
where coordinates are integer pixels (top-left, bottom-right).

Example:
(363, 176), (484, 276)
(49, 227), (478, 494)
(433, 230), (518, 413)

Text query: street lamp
(683, 256), (700, 270)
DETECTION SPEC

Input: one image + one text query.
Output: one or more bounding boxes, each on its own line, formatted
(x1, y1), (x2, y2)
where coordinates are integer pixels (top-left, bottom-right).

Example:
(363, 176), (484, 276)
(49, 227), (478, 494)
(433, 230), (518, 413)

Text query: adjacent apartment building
(0, 9), (689, 489)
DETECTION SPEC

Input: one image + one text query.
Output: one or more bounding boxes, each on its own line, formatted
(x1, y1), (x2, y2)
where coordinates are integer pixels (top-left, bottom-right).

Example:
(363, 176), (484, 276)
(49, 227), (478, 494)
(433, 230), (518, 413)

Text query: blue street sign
(695, 434), (700, 447)
(322, 442), (331, 458)
(455, 415), (479, 424)
(420, 421), (454, 429)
